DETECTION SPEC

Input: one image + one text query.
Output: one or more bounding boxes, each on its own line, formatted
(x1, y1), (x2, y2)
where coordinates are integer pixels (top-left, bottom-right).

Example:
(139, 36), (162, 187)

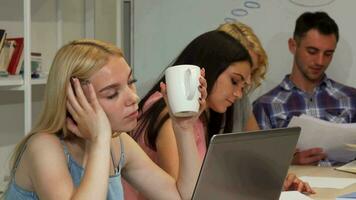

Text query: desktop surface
(289, 165), (356, 200)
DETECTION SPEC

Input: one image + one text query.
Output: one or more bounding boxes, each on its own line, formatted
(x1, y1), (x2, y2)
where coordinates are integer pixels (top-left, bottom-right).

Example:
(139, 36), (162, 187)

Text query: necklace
(112, 131), (121, 138)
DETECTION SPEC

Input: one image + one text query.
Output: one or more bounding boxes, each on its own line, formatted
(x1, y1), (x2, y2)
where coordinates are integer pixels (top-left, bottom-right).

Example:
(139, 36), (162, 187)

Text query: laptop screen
(192, 127), (300, 200)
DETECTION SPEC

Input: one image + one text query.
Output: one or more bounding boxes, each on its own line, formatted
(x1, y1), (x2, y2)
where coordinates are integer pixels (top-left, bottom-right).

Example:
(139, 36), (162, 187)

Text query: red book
(7, 37), (24, 75)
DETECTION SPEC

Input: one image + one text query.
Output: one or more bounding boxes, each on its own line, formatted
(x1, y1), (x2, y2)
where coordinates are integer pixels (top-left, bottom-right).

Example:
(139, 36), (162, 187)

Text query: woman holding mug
(124, 30), (314, 199)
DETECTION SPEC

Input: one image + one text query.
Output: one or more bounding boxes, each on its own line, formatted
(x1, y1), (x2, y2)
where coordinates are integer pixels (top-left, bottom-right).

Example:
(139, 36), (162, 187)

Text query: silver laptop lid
(192, 127), (301, 200)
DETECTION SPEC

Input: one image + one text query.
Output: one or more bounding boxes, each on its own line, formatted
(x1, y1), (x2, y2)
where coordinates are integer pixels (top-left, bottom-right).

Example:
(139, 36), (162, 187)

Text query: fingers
(160, 81), (167, 96)
(159, 82), (172, 116)
(67, 77), (104, 119)
(283, 173), (296, 190)
(295, 180), (315, 194)
(284, 174), (316, 195)
(86, 81), (101, 110)
(66, 117), (81, 137)
(199, 68), (206, 93)
(297, 181), (304, 192)
(200, 67), (205, 77)
(66, 100), (77, 121)
(292, 148), (326, 165)
(70, 78), (92, 112)
(159, 81), (168, 104)
(303, 182), (315, 194)
(198, 69), (207, 113)
(67, 79), (83, 115)
(308, 148), (324, 155)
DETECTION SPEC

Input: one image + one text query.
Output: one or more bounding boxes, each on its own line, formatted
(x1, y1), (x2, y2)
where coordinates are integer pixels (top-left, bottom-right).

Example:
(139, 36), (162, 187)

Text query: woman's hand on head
(66, 77), (112, 142)
(160, 68), (207, 132)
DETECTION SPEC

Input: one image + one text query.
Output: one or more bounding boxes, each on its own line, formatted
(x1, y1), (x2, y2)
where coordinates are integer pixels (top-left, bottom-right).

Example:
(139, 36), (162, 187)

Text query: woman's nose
(233, 87), (243, 99)
(126, 87), (139, 106)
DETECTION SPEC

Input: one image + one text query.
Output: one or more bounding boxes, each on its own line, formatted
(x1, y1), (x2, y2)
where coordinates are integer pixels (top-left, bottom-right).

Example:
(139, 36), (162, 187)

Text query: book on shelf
(0, 40), (16, 76)
(0, 29), (6, 52)
(0, 29), (8, 76)
(0, 41), (8, 73)
(7, 37), (24, 75)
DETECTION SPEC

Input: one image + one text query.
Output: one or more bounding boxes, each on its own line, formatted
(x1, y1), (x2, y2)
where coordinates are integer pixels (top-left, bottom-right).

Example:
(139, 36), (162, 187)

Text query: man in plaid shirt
(253, 11), (356, 165)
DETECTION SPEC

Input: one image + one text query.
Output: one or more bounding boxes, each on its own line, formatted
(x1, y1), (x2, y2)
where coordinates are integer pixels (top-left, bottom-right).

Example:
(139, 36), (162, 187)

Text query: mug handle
(184, 68), (196, 100)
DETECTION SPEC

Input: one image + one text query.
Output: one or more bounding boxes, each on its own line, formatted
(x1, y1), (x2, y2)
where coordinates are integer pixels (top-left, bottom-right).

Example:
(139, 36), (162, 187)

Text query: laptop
(192, 127), (301, 200)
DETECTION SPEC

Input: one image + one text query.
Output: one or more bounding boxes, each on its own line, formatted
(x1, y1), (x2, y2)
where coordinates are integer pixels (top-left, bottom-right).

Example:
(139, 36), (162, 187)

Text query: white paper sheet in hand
(288, 114), (356, 162)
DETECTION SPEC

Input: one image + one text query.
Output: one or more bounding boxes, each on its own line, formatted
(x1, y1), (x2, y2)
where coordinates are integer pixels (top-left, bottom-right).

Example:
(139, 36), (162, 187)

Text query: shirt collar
(280, 74), (332, 91)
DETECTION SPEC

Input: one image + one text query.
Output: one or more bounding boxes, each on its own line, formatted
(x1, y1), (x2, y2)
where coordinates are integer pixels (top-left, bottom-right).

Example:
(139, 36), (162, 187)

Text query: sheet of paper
(300, 176), (356, 189)
(279, 191), (313, 200)
(336, 192), (356, 200)
(288, 114), (356, 162)
(336, 160), (356, 174)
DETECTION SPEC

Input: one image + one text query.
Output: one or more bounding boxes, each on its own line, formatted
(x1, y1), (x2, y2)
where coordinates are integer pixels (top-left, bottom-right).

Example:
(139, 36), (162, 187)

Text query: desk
(289, 165), (356, 200)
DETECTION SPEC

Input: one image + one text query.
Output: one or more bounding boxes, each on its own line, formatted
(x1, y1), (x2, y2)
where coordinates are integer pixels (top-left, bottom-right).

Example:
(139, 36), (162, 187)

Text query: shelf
(0, 75), (47, 90)
(0, 75), (23, 86)
(32, 76), (47, 85)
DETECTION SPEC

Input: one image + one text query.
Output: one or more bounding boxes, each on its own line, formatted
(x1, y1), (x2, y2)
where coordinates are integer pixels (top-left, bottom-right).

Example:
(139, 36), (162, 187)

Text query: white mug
(165, 65), (200, 117)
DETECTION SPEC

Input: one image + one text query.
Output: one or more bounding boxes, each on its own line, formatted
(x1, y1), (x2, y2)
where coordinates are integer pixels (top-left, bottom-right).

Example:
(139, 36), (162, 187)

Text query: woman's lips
(226, 99), (234, 106)
(125, 110), (139, 119)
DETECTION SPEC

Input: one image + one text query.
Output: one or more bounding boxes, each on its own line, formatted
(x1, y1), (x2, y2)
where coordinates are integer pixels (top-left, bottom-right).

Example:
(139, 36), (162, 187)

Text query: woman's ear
(288, 38), (297, 55)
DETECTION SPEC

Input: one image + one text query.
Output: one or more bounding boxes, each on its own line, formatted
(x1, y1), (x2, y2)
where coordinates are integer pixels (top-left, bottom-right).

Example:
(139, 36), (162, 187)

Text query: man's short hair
(293, 11), (339, 43)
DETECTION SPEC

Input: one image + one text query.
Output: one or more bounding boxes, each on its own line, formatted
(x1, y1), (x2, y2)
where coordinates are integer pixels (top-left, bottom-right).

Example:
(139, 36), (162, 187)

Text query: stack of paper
(346, 144), (356, 151)
(336, 160), (356, 174)
(336, 192), (356, 200)
(299, 176), (356, 189)
(288, 114), (356, 162)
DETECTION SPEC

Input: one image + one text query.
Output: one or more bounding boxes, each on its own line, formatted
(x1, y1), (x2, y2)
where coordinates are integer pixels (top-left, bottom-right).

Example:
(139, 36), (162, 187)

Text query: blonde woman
(3, 39), (207, 200)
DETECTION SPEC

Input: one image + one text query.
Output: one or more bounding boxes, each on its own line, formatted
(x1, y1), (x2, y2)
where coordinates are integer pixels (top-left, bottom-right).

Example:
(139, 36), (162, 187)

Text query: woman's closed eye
(231, 78), (239, 85)
(106, 79), (137, 99)
(107, 91), (119, 99)
(128, 78), (137, 86)
(231, 77), (250, 92)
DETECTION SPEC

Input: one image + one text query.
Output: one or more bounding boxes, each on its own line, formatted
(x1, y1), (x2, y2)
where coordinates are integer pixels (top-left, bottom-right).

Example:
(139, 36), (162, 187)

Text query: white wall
(132, 0), (356, 99)
(95, 0), (117, 45)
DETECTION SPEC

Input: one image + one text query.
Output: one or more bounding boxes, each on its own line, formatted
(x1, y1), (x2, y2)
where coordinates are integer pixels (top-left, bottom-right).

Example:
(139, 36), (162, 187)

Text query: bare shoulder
(26, 133), (63, 157)
(24, 133), (68, 171)
(119, 132), (153, 170)
(119, 132), (152, 154)
(16, 133), (70, 192)
(119, 132), (137, 155)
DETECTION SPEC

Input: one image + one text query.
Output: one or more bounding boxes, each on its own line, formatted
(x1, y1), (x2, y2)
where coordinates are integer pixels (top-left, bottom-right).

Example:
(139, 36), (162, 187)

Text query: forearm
(173, 125), (201, 200)
(243, 113), (260, 131)
(74, 137), (111, 200)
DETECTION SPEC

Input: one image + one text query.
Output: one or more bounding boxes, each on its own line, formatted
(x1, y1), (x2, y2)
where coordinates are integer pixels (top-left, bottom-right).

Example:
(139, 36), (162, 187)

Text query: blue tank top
(4, 136), (125, 200)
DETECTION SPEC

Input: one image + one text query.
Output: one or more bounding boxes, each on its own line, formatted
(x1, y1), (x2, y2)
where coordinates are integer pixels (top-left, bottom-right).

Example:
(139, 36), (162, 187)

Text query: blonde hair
(218, 22), (268, 90)
(6, 39), (123, 191)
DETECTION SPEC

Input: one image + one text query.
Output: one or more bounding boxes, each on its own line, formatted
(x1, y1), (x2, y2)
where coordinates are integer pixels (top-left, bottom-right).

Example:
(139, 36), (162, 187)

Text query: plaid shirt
(253, 75), (356, 129)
